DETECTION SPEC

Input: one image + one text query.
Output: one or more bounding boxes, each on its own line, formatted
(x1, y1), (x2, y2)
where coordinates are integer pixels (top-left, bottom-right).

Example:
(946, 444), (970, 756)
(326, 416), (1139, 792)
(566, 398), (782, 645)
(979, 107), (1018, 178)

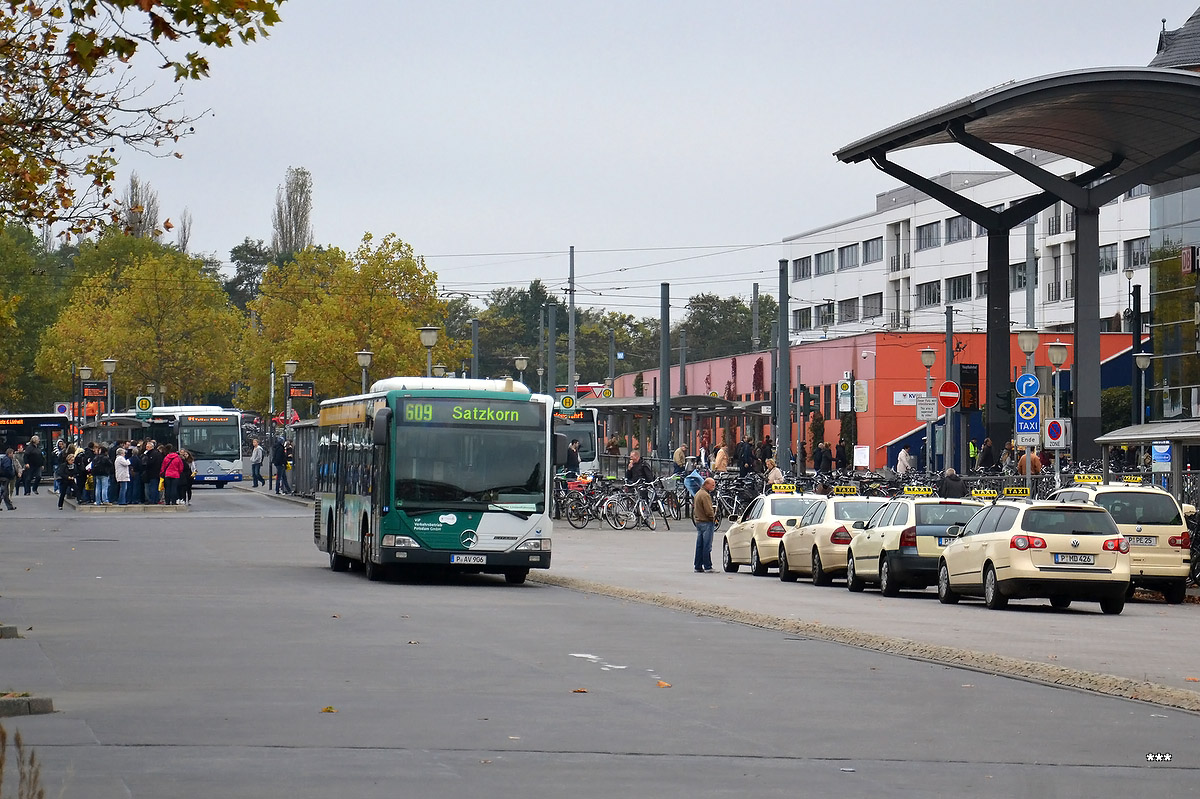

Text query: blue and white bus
(312, 377), (565, 584)
(88, 406), (243, 486)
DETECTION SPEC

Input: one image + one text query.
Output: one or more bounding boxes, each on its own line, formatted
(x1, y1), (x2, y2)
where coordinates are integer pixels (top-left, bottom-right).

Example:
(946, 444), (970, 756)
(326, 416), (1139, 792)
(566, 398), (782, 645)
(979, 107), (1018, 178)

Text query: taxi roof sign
(1003, 486), (1031, 497)
(771, 483), (797, 493)
(832, 485), (858, 495)
(971, 489), (998, 499)
(903, 486), (933, 495)
(1121, 475), (1145, 483)
(1072, 474), (1103, 483)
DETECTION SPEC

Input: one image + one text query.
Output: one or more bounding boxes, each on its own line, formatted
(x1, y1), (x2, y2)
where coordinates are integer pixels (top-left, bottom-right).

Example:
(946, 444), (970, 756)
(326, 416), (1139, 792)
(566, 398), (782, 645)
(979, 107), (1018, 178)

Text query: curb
(0, 696), (54, 718)
(229, 482), (312, 505)
(0, 625), (19, 639)
(530, 572), (1200, 714)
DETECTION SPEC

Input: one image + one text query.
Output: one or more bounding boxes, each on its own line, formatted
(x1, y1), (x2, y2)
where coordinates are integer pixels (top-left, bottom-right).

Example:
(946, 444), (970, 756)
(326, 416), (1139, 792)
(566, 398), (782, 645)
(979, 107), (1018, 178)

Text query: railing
(1046, 216), (1061, 236)
(888, 310), (911, 330)
(1045, 282), (1060, 302)
(1064, 278), (1075, 300)
(889, 255), (900, 273)
(1065, 211), (1076, 232)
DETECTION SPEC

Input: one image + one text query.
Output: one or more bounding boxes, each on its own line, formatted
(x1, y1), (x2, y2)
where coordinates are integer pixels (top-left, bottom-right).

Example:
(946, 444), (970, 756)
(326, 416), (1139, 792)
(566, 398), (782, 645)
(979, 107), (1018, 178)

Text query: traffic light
(803, 387), (820, 416)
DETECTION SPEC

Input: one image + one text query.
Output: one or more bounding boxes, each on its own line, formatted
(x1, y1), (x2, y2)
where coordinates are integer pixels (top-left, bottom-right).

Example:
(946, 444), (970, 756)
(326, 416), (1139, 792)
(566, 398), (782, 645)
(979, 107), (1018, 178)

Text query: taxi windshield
(1093, 492), (1182, 526)
(1021, 508), (1119, 536)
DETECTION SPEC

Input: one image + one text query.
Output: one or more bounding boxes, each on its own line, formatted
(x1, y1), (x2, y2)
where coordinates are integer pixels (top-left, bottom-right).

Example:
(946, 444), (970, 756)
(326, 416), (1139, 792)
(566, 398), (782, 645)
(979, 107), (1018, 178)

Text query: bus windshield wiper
(487, 503), (532, 520)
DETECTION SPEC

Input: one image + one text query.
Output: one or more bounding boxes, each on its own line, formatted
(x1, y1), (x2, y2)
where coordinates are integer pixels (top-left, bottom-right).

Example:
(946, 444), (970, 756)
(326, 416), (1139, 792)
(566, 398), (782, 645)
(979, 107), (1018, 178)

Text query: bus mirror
(553, 432), (569, 465)
(372, 408), (392, 446)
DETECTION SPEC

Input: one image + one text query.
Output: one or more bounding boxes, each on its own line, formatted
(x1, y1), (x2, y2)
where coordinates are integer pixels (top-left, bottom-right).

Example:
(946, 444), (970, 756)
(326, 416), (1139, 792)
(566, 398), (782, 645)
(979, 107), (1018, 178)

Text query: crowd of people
(0, 437), (200, 509)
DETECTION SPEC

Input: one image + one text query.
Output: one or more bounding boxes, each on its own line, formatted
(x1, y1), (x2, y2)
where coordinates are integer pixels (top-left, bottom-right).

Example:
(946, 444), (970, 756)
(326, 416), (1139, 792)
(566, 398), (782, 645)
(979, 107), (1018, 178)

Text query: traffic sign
(135, 395), (153, 419)
(1044, 418), (1069, 449)
(54, 402), (69, 415)
(837, 380), (852, 413)
(1015, 397), (1040, 446)
(915, 397), (938, 421)
(560, 395), (574, 409)
(1016, 372), (1040, 397)
(937, 380), (960, 410)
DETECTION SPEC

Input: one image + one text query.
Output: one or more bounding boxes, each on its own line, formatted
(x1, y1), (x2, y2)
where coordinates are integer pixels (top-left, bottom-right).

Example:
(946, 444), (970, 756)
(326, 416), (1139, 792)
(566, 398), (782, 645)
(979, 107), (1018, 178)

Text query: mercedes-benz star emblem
(460, 530), (478, 549)
(1070, 538), (1080, 548)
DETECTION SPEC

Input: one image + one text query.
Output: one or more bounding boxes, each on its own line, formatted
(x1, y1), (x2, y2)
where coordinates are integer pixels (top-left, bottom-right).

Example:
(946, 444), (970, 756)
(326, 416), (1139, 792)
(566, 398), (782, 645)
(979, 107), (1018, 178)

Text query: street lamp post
(920, 348), (936, 474)
(355, 350), (373, 394)
(101, 358), (117, 419)
(1017, 329), (1040, 496)
(1047, 341), (1068, 486)
(536, 366), (544, 394)
(514, 355), (529, 385)
(283, 359), (299, 432)
(417, 326), (440, 379)
(79, 365), (92, 429)
(1136, 352), (1152, 467)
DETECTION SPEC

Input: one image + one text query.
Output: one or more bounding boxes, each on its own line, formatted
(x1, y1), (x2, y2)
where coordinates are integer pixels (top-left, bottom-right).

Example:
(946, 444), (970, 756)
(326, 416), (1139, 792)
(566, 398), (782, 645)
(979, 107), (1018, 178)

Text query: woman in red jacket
(160, 445), (186, 506)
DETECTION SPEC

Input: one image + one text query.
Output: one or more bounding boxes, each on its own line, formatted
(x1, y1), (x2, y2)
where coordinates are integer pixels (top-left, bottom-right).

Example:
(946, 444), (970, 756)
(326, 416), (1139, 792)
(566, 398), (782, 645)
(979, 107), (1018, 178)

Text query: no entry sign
(937, 380), (961, 410)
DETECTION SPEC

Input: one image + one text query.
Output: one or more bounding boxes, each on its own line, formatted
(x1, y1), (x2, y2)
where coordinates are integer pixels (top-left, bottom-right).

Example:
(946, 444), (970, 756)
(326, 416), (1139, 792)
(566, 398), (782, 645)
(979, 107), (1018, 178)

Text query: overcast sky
(119, 1), (1200, 316)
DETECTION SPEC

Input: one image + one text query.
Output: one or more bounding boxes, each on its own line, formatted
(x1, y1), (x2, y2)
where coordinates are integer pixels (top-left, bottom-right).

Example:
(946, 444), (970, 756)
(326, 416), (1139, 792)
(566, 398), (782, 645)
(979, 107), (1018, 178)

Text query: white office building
(780, 148), (1149, 338)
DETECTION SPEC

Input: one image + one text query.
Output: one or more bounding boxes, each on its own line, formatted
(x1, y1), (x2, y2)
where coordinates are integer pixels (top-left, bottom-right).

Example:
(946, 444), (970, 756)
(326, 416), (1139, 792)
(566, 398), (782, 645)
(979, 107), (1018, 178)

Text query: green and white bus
(313, 376), (565, 584)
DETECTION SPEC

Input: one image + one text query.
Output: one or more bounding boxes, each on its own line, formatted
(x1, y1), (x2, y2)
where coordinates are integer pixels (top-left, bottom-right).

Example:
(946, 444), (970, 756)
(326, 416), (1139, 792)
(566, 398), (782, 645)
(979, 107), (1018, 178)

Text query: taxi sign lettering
(1121, 475), (1145, 483)
(1003, 486), (1030, 497)
(903, 486), (933, 495)
(771, 483), (796, 493)
(1073, 474), (1102, 483)
(832, 485), (858, 495)
(971, 489), (998, 499)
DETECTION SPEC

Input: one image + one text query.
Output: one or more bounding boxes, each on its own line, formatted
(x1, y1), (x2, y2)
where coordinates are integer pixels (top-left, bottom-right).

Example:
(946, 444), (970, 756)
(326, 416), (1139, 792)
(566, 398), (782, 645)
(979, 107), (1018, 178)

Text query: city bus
(312, 376), (565, 584)
(552, 405), (600, 473)
(0, 413), (70, 481)
(86, 406), (243, 486)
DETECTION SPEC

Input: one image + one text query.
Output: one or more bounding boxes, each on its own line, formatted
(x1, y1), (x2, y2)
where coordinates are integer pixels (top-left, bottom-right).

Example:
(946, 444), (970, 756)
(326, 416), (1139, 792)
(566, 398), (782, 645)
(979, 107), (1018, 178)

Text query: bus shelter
(580, 394), (738, 476)
(1096, 420), (1200, 502)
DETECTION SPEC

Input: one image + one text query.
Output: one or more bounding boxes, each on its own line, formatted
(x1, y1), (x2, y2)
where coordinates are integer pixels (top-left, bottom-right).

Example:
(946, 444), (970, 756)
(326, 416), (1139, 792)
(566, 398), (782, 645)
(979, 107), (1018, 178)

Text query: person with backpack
(0, 448), (17, 509)
(91, 444), (114, 506)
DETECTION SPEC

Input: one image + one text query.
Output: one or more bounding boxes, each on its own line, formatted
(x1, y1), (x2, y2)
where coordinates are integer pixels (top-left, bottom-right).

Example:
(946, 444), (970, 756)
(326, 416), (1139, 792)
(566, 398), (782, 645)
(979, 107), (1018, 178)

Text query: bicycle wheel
(604, 495), (634, 530)
(564, 496), (589, 529)
(656, 501), (671, 530)
(636, 499), (657, 531)
(663, 492), (681, 520)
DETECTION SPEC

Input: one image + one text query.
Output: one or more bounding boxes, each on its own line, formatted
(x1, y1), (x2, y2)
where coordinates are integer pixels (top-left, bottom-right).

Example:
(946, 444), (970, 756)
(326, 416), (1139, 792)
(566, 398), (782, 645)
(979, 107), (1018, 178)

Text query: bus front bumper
(382, 548), (551, 570)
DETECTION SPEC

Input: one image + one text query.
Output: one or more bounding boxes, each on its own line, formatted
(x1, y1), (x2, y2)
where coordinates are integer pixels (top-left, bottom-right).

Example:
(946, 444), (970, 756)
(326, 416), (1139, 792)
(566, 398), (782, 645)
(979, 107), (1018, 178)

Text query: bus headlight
(382, 535), (420, 548)
(516, 539), (551, 552)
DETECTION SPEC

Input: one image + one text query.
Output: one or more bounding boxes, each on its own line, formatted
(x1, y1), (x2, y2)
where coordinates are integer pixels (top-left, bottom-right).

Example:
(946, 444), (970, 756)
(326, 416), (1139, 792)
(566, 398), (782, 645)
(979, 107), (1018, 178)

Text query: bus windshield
(552, 407), (598, 465)
(393, 399), (546, 514)
(177, 417), (241, 459)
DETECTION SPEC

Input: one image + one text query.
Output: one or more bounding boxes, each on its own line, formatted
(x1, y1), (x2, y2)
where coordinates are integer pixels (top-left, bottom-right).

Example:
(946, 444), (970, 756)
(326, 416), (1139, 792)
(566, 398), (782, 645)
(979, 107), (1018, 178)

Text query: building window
(1125, 237), (1149, 269)
(1126, 184), (1150, 199)
(915, 222), (941, 251)
(863, 237), (883, 264)
(816, 302), (834, 327)
(1099, 243), (1118, 274)
(815, 250), (835, 275)
(1009, 262), (1038, 291)
(946, 215), (971, 244)
(792, 256), (812, 281)
(976, 204), (1004, 237)
(976, 271), (988, 298)
(837, 243), (859, 270)
(946, 274), (971, 302)
(916, 280), (941, 308)
(838, 298), (858, 323)
(793, 307), (812, 330)
(862, 292), (883, 319)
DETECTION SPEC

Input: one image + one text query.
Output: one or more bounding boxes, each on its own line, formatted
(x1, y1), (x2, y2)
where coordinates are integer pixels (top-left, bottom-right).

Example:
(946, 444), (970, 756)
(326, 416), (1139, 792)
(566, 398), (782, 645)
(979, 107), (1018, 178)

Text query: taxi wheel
(983, 564), (1008, 610)
(879, 554), (899, 597)
(750, 542), (768, 576)
(811, 549), (831, 586)
(937, 561), (959, 604)
(1162, 581), (1187, 605)
(778, 546), (798, 582)
(846, 554), (865, 592)
(1099, 595), (1125, 615)
(1049, 597), (1071, 610)
(722, 540), (739, 573)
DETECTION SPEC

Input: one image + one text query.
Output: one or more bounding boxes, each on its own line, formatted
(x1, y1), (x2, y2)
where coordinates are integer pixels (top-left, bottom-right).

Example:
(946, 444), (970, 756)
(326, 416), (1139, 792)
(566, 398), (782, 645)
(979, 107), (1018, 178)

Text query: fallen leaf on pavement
(657, 681), (672, 688)
(572, 688), (588, 693)
(1186, 677), (1199, 682)
(320, 706), (337, 713)
(331, 614), (339, 618)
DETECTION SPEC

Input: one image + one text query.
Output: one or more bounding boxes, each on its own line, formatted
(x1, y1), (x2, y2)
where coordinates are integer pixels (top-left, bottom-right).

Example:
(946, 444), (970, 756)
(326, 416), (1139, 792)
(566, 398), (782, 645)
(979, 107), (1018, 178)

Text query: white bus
(89, 406), (243, 486)
(552, 405), (600, 473)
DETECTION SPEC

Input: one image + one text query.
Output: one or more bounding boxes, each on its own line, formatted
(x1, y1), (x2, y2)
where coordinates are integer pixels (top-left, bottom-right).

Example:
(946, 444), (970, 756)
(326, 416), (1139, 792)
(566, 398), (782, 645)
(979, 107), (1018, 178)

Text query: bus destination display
(402, 400), (542, 428)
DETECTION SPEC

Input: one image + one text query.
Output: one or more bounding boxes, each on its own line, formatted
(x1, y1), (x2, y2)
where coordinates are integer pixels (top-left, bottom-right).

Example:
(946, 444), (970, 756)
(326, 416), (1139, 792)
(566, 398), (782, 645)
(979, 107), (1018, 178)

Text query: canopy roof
(579, 394), (735, 415)
(836, 68), (1200, 183)
(1096, 420), (1200, 445)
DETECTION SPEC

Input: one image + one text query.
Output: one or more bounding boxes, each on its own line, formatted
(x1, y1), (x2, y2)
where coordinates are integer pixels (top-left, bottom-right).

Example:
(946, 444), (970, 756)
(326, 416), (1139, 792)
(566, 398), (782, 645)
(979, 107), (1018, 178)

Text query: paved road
(0, 490), (1195, 797)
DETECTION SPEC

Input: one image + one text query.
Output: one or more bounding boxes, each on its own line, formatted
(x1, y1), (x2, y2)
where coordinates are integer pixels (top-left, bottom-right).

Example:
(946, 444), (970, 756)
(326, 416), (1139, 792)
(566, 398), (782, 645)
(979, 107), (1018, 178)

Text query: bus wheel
(329, 549), (349, 572)
(363, 554), (383, 582)
(505, 569), (528, 585)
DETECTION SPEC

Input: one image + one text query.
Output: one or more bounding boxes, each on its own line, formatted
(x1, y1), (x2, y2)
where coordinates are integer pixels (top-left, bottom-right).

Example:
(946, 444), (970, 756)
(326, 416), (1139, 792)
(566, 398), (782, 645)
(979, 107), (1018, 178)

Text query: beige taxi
(938, 498), (1130, 614)
(722, 490), (823, 576)
(1048, 477), (1192, 604)
(845, 488), (984, 596)
(778, 488), (889, 585)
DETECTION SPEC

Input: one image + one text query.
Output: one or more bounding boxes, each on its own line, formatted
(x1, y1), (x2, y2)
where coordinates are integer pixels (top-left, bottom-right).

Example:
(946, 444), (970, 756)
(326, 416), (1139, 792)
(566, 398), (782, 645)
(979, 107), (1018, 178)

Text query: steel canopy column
(776, 259), (792, 472)
(659, 283), (671, 465)
(986, 230), (1012, 451)
(1074, 208), (1102, 461)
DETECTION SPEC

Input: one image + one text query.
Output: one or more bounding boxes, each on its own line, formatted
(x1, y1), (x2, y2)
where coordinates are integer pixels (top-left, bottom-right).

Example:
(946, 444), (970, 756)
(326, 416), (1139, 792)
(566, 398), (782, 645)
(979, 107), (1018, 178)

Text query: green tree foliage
(676, 292), (778, 362)
(37, 233), (243, 403)
(0, 1), (284, 234)
(224, 237), (274, 311)
(839, 410), (858, 451)
(1101, 385), (1133, 434)
(246, 234), (466, 409)
(808, 409), (825, 457)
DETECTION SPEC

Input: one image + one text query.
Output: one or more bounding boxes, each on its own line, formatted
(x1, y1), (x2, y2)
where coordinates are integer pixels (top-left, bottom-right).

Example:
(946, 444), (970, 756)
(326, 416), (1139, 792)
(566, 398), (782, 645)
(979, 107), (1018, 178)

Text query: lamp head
(1124, 264), (1135, 282)
(283, 359), (299, 376)
(514, 354), (529, 372)
(919, 348), (936, 369)
(1016, 329), (1040, 356)
(355, 350), (373, 369)
(79, 365), (92, 380)
(1046, 341), (1068, 368)
(417, 325), (440, 349)
(101, 357), (117, 375)
(1135, 352), (1152, 371)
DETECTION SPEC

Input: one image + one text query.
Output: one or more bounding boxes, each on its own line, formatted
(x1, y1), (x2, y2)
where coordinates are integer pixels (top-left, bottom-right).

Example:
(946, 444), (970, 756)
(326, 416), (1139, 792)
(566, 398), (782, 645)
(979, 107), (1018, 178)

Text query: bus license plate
(1126, 535), (1157, 547)
(451, 554), (487, 565)
(1053, 553), (1095, 565)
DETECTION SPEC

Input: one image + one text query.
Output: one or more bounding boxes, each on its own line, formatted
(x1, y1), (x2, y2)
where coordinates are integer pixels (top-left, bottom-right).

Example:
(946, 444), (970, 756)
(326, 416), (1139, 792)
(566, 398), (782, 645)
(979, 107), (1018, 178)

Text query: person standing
(114, 447), (132, 505)
(565, 439), (581, 476)
(692, 476), (717, 573)
(127, 441), (142, 504)
(250, 438), (265, 487)
(57, 451), (78, 509)
(91, 444), (114, 505)
(0, 448), (17, 510)
(144, 442), (163, 504)
(938, 467), (968, 498)
(896, 444), (917, 477)
(672, 442), (687, 475)
(625, 450), (654, 484)
(51, 439), (67, 494)
(161, 445), (185, 505)
(272, 437), (291, 494)
(22, 437), (44, 495)
(179, 449), (196, 505)
(976, 437), (996, 471)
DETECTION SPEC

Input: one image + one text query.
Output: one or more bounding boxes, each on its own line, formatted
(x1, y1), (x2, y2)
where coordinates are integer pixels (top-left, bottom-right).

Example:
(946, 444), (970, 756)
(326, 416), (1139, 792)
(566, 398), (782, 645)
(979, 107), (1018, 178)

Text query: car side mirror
(786, 518), (798, 527)
(728, 516), (739, 524)
(1184, 503), (1196, 517)
(945, 524), (963, 538)
(851, 520), (866, 529)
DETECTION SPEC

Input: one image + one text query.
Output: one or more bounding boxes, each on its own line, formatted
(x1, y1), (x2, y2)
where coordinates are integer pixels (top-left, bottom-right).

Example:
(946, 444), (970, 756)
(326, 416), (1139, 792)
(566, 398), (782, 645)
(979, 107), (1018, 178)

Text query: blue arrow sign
(1016, 373), (1040, 397)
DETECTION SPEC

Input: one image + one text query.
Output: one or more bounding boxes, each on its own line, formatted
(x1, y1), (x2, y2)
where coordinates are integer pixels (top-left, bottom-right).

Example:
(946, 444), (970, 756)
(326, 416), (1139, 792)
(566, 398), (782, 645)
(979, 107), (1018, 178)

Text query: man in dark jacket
(938, 467), (968, 498)
(272, 437), (291, 494)
(91, 444), (114, 505)
(625, 451), (654, 484)
(144, 443), (163, 505)
(21, 436), (44, 495)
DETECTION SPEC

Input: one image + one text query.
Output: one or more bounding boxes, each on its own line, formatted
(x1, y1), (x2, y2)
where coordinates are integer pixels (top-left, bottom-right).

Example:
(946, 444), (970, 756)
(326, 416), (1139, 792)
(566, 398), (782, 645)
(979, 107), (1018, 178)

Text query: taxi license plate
(1126, 535), (1157, 547)
(451, 554), (487, 565)
(1053, 553), (1095, 565)
(937, 537), (954, 547)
